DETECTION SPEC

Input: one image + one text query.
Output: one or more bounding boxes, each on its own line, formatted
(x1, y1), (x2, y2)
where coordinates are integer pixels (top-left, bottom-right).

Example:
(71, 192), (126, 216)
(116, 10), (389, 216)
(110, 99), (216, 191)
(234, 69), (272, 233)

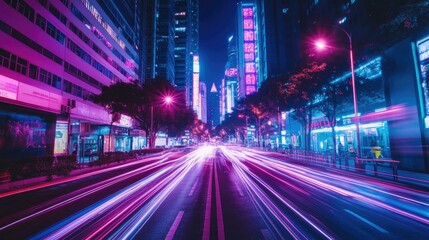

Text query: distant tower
(199, 82), (207, 123)
(208, 82), (220, 126)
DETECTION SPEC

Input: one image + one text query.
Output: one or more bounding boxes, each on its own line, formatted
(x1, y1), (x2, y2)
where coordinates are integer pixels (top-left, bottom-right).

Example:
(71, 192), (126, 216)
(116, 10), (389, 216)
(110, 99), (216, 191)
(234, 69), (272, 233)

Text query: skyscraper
(225, 34), (238, 114)
(174, 0), (199, 108)
(145, 0), (175, 83)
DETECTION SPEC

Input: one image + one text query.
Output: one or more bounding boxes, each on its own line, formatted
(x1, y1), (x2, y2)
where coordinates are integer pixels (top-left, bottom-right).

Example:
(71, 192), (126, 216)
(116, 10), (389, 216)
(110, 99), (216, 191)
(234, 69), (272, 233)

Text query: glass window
(29, 64), (38, 79)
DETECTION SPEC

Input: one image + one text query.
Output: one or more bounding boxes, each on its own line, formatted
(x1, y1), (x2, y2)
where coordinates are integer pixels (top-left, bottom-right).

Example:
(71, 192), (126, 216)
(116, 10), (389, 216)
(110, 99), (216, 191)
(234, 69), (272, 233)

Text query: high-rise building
(145, 0), (175, 83)
(174, 0), (198, 108)
(225, 34), (238, 114)
(255, 0), (301, 77)
(0, 0), (142, 160)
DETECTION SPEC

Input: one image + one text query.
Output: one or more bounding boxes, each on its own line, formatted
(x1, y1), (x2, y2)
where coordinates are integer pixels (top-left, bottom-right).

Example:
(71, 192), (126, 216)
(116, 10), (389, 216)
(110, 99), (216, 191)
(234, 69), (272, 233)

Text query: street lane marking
(234, 181), (244, 197)
(188, 177), (199, 196)
(165, 211), (184, 240)
(202, 158), (213, 240)
(214, 160), (225, 240)
(261, 229), (274, 240)
(344, 209), (388, 233)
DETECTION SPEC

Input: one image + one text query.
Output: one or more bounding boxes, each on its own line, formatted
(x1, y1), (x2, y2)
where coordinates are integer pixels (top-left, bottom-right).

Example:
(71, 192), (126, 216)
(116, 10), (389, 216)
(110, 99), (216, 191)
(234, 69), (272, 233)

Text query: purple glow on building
(243, 19), (254, 29)
(244, 43), (255, 53)
(244, 31), (255, 41)
(244, 53), (255, 61)
(243, 8), (253, 17)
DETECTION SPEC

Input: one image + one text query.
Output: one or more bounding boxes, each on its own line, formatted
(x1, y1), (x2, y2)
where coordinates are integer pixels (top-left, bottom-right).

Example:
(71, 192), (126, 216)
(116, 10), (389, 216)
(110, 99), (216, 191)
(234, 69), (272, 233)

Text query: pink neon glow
(224, 68), (238, 77)
(244, 31), (255, 41)
(244, 53), (255, 61)
(315, 40), (327, 50)
(245, 63), (256, 73)
(242, 7), (253, 17)
(245, 74), (256, 84)
(243, 19), (254, 29)
(246, 86), (256, 95)
(244, 43), (255, 53)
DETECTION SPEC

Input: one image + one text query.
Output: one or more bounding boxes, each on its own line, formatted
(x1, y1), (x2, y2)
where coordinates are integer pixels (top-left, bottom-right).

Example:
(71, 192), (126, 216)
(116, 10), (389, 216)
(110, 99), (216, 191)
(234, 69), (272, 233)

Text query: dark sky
(199, 0), (237, 88)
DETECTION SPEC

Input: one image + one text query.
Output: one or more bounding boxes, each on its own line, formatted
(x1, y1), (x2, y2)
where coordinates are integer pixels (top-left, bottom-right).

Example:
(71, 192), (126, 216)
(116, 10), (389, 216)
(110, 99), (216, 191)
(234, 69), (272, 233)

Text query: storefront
(0, 104), (56, 160)
(311, 117), (391, 158)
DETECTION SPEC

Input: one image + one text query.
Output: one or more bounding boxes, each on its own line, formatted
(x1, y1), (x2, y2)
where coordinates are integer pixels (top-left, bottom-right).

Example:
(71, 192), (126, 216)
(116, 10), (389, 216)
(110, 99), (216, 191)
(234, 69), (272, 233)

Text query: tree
(280, 62), (328, 152)
(316, 78), (350, 157)
(92, 78), (195, 149)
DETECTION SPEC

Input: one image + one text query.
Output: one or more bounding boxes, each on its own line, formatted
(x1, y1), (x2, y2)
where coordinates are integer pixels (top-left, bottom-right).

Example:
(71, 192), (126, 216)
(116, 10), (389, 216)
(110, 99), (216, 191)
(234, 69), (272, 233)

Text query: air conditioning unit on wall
(67, 99), (76, 108)
(61, 105), (70, 113)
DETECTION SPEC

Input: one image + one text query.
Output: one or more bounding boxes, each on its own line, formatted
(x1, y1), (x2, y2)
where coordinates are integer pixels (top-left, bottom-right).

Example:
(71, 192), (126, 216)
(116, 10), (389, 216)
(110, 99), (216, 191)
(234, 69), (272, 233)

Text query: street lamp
(149, 95), (174, 148)
(315, 26), (361, 161)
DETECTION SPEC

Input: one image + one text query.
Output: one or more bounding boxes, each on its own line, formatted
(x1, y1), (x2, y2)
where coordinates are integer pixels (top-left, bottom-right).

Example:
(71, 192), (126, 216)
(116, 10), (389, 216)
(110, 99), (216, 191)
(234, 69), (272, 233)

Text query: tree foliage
(92, 78), (196, 148)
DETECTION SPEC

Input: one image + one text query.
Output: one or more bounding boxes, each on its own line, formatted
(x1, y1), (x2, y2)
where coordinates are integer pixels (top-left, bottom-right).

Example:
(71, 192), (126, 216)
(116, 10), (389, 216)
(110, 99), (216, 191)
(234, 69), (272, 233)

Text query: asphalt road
(0, 145), (428, 239)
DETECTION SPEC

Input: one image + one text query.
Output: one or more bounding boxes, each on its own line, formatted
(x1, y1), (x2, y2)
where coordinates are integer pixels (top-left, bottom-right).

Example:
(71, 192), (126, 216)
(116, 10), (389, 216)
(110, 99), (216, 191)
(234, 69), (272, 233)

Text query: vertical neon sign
(242, 6), (257, 95)
(193, 55), (200, 118)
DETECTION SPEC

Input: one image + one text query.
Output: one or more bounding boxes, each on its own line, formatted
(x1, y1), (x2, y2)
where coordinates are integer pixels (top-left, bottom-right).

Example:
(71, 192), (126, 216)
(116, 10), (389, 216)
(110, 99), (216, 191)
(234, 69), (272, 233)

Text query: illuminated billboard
(193, 55), (200, 118)
(242, 6), (257, 95)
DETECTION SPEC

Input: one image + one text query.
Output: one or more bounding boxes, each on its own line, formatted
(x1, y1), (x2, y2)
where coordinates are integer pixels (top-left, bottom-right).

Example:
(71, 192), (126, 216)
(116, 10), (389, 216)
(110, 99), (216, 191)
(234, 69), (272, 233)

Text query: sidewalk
(273, 151), (429, 189)
(0, 152), (166, 194)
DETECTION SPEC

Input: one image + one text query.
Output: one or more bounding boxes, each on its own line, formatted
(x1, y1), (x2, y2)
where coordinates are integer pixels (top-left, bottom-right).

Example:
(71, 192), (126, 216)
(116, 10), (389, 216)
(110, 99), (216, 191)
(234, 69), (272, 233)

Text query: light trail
(28, 146), (217, 239)
(219, 146), (429, 238)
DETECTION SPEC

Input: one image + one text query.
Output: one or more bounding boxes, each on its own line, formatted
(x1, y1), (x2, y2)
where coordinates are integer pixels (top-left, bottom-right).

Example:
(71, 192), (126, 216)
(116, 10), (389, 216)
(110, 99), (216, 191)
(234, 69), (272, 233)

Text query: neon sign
(242, 6), (257, 96)
(225, 68), (238, 77)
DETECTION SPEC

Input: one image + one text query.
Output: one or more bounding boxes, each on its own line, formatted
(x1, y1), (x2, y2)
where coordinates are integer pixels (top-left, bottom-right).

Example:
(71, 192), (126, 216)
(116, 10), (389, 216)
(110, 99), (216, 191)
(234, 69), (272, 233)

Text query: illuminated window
(242, 8), (253, 17)
(243, 19), (254, 29)
(175, 27), (186, 32)
(244, 43), (255, 53)
(245, 63), (256, 73)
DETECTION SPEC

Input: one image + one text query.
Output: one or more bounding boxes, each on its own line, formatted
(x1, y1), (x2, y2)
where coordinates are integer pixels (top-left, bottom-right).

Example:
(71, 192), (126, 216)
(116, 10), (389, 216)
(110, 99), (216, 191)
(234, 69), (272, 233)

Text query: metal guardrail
(283, 150), (400, 181)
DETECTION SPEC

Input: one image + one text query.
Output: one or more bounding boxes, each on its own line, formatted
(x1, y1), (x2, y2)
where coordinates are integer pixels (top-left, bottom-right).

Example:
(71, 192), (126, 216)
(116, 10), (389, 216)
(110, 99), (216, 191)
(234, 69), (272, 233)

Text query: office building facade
(0, 0), (141, 161)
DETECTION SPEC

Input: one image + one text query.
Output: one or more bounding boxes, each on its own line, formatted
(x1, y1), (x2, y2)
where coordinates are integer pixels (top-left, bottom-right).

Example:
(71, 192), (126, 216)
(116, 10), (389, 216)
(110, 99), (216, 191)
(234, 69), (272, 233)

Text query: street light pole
(149, 103), (154, 148)
(347, 33), (361, 161)
(316, 27), (361, 161)
(338, 27), (361, 161)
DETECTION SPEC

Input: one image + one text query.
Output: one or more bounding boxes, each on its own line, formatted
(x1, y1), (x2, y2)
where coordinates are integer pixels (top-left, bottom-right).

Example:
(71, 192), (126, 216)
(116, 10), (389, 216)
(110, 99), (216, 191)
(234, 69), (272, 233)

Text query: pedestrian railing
(284, 150), (400, 181)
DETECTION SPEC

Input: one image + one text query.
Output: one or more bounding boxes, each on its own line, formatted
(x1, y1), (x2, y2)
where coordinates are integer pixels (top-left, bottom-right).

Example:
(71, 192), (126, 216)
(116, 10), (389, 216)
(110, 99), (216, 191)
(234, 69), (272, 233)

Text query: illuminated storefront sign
(242, 6), (257, 96)
(54, 121), (68, 155)
(0, 74), (18, 100)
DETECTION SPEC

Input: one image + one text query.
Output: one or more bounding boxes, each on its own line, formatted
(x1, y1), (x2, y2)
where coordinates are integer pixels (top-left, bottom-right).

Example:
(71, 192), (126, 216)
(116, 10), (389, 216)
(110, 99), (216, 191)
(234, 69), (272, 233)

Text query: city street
(0, 146), (427, 239)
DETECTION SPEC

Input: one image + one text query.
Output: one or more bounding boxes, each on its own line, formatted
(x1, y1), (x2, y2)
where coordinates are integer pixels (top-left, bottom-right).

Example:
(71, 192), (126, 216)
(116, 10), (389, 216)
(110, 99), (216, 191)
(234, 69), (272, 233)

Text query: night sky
(199, 0), (237, 89)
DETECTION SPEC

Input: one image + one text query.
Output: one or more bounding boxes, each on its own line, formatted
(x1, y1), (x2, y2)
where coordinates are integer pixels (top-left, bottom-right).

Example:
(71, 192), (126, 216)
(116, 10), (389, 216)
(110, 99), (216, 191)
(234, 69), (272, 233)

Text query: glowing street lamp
(149, 95), (174, 148)
(315, 27), (361, 162)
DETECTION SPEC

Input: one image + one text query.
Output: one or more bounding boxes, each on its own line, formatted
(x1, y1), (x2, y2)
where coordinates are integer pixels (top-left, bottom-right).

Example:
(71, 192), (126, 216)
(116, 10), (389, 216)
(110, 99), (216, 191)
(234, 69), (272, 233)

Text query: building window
(62, 79), (72, 93)
(0, 48), (10, 68)
(36, 14), (46, 30)
(29, 64), (39, 79)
